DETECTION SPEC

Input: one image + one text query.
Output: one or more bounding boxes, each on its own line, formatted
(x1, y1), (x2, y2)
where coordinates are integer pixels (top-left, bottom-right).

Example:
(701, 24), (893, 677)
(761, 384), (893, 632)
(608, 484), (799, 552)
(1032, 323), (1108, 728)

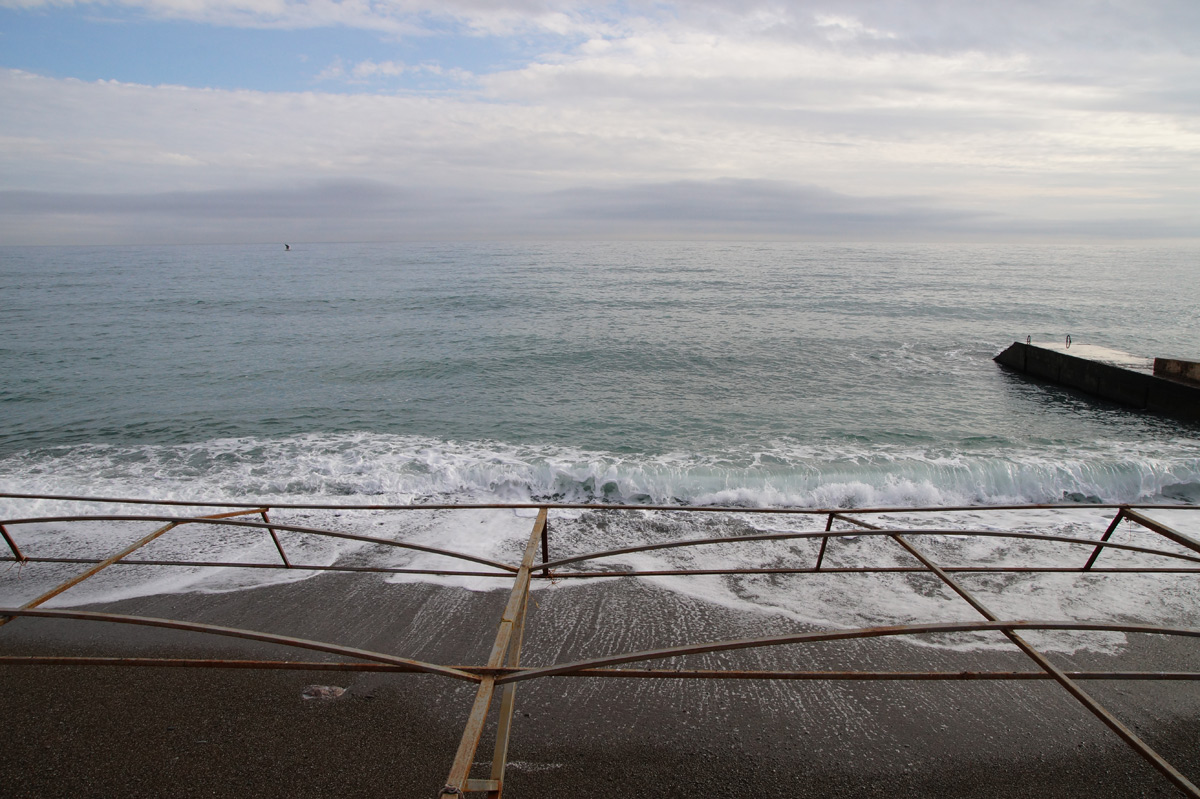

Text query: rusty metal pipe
(1083, 508), (1127, 571)
(814, 513), (834, 570)
(536, 527), (1200, 571)
(3, 556), (515, 577)
(0, 523), (25, 561)
(495, 620), (1200, 685)
(0, 514), (518, 573)
(439, 508), (547, 798)
(0, 607), (480, 682)
(534, 566), (1200, 578)
(0, 508), (268, 628)
(888, 529), (1200, 798)
(6, 492), (1198, 514)
(260, 510), (291, 568)
(1125, 509), (1200, 556)
(8, 556), (1197, 580)
(4, 657), (1200, 684)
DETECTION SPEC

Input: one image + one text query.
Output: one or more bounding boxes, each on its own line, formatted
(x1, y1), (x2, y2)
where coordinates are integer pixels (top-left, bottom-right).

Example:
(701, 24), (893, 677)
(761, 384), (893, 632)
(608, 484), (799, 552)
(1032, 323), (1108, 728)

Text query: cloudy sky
(1, 0), (1198, 244)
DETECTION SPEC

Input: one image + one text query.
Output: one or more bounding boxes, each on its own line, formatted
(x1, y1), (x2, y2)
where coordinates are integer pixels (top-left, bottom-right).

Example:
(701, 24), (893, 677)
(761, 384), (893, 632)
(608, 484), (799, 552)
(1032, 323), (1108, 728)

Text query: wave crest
(2, 433), (1197, 510)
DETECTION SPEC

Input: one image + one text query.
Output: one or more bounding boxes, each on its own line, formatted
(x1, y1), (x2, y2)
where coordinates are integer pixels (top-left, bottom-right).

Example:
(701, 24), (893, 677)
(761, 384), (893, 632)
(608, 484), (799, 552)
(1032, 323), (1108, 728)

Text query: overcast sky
(1, 0), (1198, 244)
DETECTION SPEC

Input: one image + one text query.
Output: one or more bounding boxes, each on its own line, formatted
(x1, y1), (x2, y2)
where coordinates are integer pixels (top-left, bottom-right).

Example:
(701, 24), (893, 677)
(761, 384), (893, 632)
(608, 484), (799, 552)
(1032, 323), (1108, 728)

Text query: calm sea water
(1, 241), (1198, 507)
(4, 241), (1200, 642)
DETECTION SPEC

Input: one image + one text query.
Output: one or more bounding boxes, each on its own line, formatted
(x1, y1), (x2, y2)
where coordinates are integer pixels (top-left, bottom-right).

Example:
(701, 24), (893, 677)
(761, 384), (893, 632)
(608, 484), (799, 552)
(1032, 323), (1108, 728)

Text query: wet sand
(2, 572), (1199, 797)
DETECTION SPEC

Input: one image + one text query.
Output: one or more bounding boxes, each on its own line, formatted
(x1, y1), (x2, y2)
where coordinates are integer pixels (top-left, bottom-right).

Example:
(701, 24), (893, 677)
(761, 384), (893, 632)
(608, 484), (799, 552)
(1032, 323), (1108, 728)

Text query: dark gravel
(2, 574), (1198, 798)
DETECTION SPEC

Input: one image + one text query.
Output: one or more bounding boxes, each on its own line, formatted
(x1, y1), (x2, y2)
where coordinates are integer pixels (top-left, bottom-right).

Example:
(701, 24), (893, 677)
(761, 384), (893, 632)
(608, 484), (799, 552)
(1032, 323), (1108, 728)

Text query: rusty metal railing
(1, 493), (1199, 796)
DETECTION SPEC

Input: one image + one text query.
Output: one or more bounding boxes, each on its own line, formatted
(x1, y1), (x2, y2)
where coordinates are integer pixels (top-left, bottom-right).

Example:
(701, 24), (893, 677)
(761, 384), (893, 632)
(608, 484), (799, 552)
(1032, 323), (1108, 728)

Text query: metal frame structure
(2, 492), (1199, 796)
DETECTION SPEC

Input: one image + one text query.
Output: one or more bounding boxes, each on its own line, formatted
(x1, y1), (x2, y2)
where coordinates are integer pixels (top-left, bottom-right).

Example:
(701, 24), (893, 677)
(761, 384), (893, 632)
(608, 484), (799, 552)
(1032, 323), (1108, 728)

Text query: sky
(1, 0), (1198, 244)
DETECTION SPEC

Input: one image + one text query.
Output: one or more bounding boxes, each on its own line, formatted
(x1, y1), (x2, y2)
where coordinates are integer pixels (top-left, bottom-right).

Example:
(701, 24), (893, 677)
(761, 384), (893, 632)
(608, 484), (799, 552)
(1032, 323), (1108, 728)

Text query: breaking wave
(1, 432), (1197, 510)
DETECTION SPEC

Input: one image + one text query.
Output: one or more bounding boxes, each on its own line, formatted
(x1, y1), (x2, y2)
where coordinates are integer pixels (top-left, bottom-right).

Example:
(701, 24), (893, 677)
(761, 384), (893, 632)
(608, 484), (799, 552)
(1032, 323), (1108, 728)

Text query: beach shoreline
(3, 572), (1199, 797)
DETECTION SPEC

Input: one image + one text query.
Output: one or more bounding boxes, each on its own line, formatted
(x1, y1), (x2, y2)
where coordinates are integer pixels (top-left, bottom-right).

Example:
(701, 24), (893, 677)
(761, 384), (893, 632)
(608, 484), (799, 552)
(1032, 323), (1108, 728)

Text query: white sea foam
(2, 432), (1197, 511)
(2, 434), (1197, 654)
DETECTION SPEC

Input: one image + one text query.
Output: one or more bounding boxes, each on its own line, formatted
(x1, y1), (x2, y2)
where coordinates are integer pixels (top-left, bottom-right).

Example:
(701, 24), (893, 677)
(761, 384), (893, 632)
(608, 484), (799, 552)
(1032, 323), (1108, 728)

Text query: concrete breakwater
(995, 341), (1200, 421)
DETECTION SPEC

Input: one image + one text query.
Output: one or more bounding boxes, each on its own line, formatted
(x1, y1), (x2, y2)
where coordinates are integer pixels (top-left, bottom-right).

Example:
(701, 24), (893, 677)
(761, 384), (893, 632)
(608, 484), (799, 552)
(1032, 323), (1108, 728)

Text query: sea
(2, 241), (1199, 650)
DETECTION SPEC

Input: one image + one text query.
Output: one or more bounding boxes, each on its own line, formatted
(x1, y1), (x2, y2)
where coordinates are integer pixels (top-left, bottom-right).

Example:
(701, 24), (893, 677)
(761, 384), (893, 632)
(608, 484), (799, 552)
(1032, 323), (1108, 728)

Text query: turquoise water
(2, 241), (1198, 507)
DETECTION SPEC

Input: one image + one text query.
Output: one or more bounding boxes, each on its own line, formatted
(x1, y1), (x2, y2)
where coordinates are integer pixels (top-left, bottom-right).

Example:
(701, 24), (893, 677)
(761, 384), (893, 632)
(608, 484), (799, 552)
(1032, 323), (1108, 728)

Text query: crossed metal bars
(2, 493), (1200, 796)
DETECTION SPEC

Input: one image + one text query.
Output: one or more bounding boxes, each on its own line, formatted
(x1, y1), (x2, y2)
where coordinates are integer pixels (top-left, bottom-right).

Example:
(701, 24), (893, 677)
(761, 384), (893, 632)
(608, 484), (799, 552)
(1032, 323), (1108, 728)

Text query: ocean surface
(2, 241), (1199, 648)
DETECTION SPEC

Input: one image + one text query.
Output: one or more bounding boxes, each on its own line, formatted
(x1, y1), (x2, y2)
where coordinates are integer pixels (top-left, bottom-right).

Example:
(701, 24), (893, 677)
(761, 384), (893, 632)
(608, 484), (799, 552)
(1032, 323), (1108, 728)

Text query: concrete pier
(994, 341), (1200, 421)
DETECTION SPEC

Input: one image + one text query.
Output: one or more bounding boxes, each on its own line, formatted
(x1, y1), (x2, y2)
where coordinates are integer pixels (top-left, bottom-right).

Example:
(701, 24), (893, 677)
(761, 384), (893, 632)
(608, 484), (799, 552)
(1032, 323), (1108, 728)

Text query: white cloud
(4, 0), (1193, 55)
(0, 0), (633, 36)
(1, 1), (1198, 241)
(316, 57), (473, 83)
(813, 13), (896, 42)
(3, 50), (1197, 243)
(351, 59), (411, 77)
